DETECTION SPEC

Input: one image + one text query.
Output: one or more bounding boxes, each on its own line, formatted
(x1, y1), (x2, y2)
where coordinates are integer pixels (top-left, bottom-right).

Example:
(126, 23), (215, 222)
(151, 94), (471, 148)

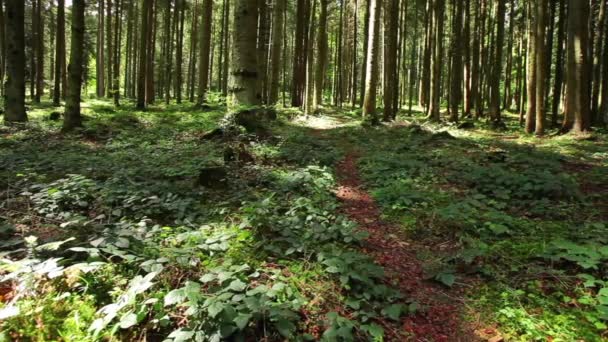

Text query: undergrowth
(0, 100), (408, 341)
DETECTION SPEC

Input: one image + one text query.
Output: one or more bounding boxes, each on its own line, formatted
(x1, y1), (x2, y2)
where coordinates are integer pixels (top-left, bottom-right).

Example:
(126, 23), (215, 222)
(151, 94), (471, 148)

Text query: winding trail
(335, 152), (472, 342)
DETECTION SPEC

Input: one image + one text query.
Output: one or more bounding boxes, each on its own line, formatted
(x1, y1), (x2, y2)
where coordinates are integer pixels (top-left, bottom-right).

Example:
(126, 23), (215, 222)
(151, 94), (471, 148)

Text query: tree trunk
(63, 0), (85, 131)
(113, 0), (122, 106)
(97, 0), (105, 97)
(229, 0), (260, 108)
(197, 0), (213, 106)
(552, 0), (566, 126)
(592, 0), (606, 124)
(535, 0), (548, 135)
(382, 0), (398, 121)
(362, 0), (381, 125)
(269, 0), (285, 104)
(449, 0), (464, 122)
(526, 0), (537, 133)
(599, 0), (608, 126)
(53, 0), (66, 106)
(313, 0), (329, 111)
(488, 0), (506, 123)
(4, 0), (26, 123)
(564, 0), (591, 133)
(35, 0), (43, 102)
(0, 0), (6, 98)
(427, 0), (445, 121)
(137, 0), (152, 109)
(106, 0), (113, 98)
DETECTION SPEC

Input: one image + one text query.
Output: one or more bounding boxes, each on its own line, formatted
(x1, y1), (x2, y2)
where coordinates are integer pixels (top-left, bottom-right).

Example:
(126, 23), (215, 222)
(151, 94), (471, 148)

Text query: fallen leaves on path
(335, 153), (474, 342)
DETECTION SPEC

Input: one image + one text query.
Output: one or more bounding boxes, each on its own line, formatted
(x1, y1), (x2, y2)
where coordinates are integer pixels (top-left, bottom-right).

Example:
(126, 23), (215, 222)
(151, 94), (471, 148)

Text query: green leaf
(234, 313), (252, 330)
(164, 289), (185, 306)
(228, 279), (247, 292)
(208, 301), (225, 318)
(119, 313), (139, 329)
(361, 323), (384, 339)
(436, 273), (456, 287)
(168, 329), (195, 342)
(200, 273), (216, 283)
(382, 304), (405, 321)
(274, 318), (295, 337)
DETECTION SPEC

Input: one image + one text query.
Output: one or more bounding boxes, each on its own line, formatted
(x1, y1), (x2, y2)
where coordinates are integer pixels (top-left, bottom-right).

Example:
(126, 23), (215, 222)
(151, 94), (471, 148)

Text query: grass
(1, 98), (607, 341)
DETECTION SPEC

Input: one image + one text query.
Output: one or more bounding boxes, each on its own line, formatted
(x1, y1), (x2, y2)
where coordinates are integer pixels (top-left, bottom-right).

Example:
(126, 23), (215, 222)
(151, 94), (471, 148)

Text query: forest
(0, 0), (607, 340)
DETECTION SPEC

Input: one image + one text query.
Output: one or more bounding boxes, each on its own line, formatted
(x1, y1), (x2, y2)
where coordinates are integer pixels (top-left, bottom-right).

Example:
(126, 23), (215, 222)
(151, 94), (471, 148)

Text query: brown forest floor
(335, 152), (479, 342)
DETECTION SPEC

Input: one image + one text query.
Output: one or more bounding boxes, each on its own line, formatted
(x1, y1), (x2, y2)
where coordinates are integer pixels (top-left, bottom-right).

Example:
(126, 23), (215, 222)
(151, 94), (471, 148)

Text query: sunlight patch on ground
(292, 114), (357, 130)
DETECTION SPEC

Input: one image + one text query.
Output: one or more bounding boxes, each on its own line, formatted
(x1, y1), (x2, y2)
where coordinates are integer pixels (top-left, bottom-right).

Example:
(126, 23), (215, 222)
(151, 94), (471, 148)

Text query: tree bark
(535, 0), (548, 135)
(53, 0), (66, 106)
(488, 0), (506, 123)
(63, 0), (85, 131)
(4, 0), (26, 123)
(382, 0), (399, 121)
(526, 0), (537, 133)
(197, 0), (213, 106)
(97, 0), (105, 98)
(137, 0), (152, 109)
(564, 0), (591, 133)
(449, 0), (464, 122)
(427, 0), (445, 121)
(362, 0), (381, 125)
(313, 0), (329, 111)
(229, 0), (260, 108)
(269, 0), (285, 104)
(592, 0), (606, 124)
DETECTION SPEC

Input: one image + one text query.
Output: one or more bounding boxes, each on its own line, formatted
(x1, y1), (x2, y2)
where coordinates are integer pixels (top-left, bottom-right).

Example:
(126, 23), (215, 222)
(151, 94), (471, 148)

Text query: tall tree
(63, 0), (86, 131)
(591, 0), (606, 124)
(197, 0), (213, 106)
(551, 0), (566, 127)
(362, 0), (381, 125)
(535, 0), (548, 135)
(427, 0), (445, 121)
(4, 0), (27, 123)
(313, 0), (329, 112)
(382, 0), (399, 121)
(525, 0), (537, 133)
(563, 0), (591, 133)
(269, 0), (285, 104)
(97, 0), (105, 98)
(137, 0), (152, 109)
(35, 0), (43, 102)
(488, 0), (506, 124)
(449, 0), (464, 122)
(600, 0), (608, 126)
(229, 0), (260, 108)
(53, 0), (66, 106)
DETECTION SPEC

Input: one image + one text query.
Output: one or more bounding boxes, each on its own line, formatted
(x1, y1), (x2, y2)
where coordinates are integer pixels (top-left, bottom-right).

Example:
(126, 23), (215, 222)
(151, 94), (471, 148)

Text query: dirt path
(335, 153), (474, 342)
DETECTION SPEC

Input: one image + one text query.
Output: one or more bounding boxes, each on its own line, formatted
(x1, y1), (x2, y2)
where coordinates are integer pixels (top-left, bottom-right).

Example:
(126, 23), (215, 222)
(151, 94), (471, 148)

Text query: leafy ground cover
(1, 101), (607, 341)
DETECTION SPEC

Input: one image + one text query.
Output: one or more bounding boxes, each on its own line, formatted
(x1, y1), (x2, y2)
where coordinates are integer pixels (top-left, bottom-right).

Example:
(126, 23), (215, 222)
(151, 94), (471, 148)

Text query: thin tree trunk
(427, 0), (445, 121)
(137, 0), (152, 109)
(450, 0), (464, 122)
(526, 0), (537, 133)
(63, 0), (85, 131)
(313, 0), (329, 111)
(535, 0), (548, 135)
(4, 0), (26, 123)
(362, 0), (381, 125)
(269, 0), (286, 104)
(53, 0), (66, 106)
(592, 0), (606, 124)
(552, 0), (566, 126)
(488, 0), (506, 123)
(197, 0), (213, 106)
